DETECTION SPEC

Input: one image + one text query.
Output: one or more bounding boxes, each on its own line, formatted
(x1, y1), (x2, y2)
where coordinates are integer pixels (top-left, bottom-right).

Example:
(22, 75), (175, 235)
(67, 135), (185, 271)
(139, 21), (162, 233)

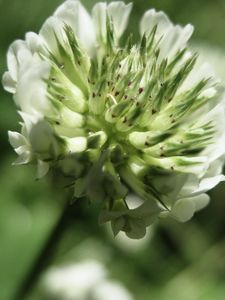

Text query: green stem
(13, 200), (79, 300)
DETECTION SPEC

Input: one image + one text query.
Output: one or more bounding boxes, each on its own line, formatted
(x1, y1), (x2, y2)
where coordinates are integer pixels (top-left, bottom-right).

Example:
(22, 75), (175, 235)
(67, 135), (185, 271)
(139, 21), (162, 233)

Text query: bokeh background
(1, 0), (225, 299)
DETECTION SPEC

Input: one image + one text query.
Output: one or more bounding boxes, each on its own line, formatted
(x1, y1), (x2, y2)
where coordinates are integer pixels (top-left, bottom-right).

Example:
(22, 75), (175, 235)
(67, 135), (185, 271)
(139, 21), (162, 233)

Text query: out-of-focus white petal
(43, 261), (106, 299)
(54, 0), (95, 56)
(93, 280), (134, 300)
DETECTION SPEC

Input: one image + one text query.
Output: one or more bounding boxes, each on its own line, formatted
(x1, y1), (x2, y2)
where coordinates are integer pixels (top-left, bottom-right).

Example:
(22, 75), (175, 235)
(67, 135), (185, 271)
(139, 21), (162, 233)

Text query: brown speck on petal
(139, 87), (144, 94)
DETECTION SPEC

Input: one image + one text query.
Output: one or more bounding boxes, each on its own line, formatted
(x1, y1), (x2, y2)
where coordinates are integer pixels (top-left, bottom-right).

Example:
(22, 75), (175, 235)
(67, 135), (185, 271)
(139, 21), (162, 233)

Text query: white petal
(92, 1), (132, 43)
(65, 137), (87, 153)
(205, 157), (225, 178)
(193, 194), (210, 212)
(14, 56), (51, 115)
(7, 40), (32, 82)
(140, 9), (172, 36)
(93, 280), (134, 300)
(92, 2), (107, 43)
(12, 150), (31, 165)
(192, 42), (225, 81)
(19, 111), (41, 136)
(25, 32), (44, 53)
(140, 10), (193, 63)
(193, 175), (225, 195)
(2, 71), (16, 93)
(178, 174), (199, 197)
(29, 121), (55, 154)
(199, 87), (216, 98)
(8, 131), (27, 148)
(15, 145), (30, 156)
(37, 160), (49, 178)
(143, 155), (208, 175)
(60, 106), (84, 128)
(200, 104), (225, 163)
(39, 16), (68, 58)
(54, 0), (95, 56)
(158, 24), (194, 62)
(179, 62), (217, 93)
(171, 198), (195, 222)
(172, 193), (211, 222)
(107, 2), (133, 38)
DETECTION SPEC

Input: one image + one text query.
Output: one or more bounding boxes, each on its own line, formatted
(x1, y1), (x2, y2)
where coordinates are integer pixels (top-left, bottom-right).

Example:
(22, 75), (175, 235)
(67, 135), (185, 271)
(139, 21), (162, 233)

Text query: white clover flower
(42, 260), (134, 300)
(3, 1), (225, 239)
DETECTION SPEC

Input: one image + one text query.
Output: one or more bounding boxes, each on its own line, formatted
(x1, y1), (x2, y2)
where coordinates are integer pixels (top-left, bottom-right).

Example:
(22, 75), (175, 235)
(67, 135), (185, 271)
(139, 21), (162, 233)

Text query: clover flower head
(3, 0), (225, 239)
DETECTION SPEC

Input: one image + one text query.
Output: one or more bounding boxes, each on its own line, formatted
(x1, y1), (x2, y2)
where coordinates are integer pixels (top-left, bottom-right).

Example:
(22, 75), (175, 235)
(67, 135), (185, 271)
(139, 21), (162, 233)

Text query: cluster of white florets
(3, 1), (225, 238)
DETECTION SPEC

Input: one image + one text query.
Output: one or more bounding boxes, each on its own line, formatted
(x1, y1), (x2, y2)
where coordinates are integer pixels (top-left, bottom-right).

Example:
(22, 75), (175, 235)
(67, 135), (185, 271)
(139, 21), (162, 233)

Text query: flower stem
(14, 200), (79, 300)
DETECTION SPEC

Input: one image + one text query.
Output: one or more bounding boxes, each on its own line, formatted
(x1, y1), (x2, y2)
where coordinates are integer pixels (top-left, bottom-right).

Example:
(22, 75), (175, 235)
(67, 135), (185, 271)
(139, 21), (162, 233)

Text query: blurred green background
(1, 0), (225, 299)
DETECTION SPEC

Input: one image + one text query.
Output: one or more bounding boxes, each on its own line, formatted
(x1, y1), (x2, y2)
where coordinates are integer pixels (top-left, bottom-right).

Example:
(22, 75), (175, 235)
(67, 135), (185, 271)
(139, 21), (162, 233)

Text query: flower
(42, 260), (134, 300)
(2, 1), (225, 239)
